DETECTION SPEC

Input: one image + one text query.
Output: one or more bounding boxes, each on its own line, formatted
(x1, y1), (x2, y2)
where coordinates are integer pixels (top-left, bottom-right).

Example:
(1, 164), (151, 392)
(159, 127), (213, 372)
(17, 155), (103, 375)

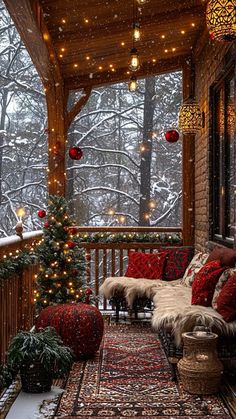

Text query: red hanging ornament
(69, 146), (83, 160)
(85, 288), (93, 295)
(68, 226), (78, 235)
(38, 210), (46, 218)
(67, 241), (76, 249)
(44, 221), (50, 229)
(164, 130), (179, 143)
(71, 269), (79, 276)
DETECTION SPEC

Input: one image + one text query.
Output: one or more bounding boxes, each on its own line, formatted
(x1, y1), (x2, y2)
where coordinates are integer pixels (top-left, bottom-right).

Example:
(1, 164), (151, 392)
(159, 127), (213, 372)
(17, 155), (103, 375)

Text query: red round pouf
(35, 303), (104, 359)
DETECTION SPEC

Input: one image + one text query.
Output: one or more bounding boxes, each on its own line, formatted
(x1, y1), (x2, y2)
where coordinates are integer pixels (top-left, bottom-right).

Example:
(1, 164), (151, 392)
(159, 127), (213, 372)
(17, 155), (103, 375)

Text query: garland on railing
(77, 232), (182, 244)
(0, 250), (36, 280)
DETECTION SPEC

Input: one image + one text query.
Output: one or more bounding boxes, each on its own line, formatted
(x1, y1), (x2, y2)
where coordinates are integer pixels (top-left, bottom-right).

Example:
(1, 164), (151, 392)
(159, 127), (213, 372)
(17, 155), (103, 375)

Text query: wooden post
(45, 82), (67, 196)
(182, 59), (195, 246)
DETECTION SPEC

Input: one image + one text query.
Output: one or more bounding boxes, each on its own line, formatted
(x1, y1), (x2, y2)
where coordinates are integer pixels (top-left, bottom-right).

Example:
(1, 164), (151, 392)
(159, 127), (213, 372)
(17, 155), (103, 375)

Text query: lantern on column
(206, 0), (236, 42)
(178, 99), (202, 135)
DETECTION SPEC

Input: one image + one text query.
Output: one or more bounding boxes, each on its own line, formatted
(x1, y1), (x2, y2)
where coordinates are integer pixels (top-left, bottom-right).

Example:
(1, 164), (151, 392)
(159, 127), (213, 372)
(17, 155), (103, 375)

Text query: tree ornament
(85, 288), (93, 295)
(164, 130), (179, 143)
(44, 221), (50, 229)
(38, 210), (46, 218)
(68, 227), (78, 235)
(69, 146), (83, 160)
(36, 303), (104, 359)
(67, 241), (76, 249)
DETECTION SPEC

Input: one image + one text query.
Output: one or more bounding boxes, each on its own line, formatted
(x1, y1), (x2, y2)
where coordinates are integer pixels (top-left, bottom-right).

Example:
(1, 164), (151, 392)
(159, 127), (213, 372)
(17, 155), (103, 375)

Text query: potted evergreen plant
(7, 327), (74, 393)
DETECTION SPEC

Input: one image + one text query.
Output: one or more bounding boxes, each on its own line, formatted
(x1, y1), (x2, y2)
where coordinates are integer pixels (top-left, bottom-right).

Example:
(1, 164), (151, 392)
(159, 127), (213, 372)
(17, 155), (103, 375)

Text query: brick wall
(194, 40), (230, 251)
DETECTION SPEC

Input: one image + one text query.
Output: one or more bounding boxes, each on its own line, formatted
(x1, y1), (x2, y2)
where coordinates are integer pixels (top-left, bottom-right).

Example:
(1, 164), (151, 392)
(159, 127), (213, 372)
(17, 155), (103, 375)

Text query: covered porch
(0, 0), (236, 417)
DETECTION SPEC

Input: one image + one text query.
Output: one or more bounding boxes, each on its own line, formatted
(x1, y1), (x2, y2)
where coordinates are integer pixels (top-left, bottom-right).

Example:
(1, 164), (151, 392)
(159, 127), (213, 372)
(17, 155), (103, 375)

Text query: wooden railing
(0, 226), (181, 362)
(0, 232), (42, 364)
(76, 227), (182, 309)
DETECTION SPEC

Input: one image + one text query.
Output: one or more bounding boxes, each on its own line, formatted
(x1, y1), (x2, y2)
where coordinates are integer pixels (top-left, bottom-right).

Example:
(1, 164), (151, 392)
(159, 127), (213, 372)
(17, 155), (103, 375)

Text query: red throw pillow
(191, 260), (225, 307)
(160, 247), (194, 281)
(216, 274), (236, 322)
(125, 250), (168, 280)
(207, 246), (236, 267)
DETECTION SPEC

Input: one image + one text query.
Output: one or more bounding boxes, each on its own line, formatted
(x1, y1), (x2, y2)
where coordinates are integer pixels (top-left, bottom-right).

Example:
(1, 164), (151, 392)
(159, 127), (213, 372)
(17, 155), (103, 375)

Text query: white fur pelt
(99, 276), (181, 308)
(152, 285), (236, 346)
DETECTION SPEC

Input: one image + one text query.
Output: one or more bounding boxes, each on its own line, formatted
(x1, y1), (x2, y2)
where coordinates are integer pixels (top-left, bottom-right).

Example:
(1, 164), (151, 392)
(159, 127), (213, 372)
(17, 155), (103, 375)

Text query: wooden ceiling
(5, 0), (207, 90)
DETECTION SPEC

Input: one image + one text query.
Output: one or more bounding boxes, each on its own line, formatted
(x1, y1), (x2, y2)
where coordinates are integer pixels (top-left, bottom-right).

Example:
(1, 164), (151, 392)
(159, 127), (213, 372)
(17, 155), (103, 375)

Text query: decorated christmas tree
(34, 195), (90, 310)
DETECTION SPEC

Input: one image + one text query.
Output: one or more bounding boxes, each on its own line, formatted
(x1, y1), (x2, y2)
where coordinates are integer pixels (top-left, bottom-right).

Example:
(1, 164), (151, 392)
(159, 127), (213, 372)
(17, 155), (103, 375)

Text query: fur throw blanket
(99, 276), (181, 308)
(152, 285), (236, 346)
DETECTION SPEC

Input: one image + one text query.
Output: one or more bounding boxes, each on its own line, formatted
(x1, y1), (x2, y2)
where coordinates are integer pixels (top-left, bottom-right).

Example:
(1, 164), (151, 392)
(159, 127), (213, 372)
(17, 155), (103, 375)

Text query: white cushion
(181, 252), (209, 287)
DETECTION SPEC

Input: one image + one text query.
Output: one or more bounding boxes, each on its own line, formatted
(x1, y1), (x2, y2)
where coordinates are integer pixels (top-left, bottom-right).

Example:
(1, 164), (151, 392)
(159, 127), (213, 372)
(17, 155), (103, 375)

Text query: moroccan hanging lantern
(69, 146), (83, 160)
(178, 99), (202, 135)
(129, 47), (140, 71)
(164, 130), (179, 143)
(206, 0), (236, 42)
(128, 76), (138, 92)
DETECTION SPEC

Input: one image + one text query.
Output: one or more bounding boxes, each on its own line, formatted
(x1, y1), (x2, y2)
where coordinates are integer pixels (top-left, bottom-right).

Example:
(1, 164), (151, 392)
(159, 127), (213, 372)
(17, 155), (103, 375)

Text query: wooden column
(45, 82), (67, 196)
(182, 60), (195, 246)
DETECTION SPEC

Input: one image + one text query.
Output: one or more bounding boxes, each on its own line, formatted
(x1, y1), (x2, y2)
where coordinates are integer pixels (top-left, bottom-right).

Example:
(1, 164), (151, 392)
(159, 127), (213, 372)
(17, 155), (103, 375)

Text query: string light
(133, 22), (141, 41)
(129, 47), (140, 71)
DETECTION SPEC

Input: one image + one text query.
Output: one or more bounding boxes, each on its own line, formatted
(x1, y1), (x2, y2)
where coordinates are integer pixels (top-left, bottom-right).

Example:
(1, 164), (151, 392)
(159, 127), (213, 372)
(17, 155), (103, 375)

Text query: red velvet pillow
(160, 247), (194, 281)
(207, 246), (236, 267)
(191, 260), (225, 306)
(125, 251), (168, 280)
(216, 274), (236, 322)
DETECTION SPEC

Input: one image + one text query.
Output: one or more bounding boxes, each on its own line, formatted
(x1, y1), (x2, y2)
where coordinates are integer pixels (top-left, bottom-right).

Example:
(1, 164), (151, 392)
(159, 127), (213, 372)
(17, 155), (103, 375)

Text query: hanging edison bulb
(129, 47), (140, 71)
(128, 76), (138, 92)
(133, 22), (141, 41)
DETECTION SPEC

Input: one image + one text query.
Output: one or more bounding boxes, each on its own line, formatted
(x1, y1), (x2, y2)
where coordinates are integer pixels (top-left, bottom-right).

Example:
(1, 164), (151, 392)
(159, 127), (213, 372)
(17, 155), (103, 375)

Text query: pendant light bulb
(137, 0), (149, 4)
(128, 76), (138, 92)
(133, 22), (141, 41)
(129, 48), (140, 71)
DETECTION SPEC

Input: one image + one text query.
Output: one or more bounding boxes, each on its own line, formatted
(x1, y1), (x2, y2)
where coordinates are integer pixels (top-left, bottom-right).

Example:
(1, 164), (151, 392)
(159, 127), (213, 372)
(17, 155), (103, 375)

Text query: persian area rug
(55, 323), (231, 418)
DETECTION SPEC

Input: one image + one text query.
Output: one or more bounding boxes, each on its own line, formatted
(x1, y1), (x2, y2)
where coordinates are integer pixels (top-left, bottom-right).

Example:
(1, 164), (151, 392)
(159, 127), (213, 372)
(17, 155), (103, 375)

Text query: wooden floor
(221, 375), (236, 418)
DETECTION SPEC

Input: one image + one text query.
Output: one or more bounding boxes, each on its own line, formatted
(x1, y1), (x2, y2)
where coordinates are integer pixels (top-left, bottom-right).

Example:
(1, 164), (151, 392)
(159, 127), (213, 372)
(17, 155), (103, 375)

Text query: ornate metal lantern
(206, 0), (236, 42)
(178, 99), (202, 134)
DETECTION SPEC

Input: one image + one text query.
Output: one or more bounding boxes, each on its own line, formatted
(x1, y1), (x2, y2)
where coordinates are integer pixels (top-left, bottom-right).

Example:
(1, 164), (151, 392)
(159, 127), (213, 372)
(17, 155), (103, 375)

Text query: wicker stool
(178, 331), (223, 394)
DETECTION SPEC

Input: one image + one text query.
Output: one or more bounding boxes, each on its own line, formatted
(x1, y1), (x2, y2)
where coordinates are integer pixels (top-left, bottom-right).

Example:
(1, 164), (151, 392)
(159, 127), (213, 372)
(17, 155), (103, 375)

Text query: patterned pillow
(191, 260), (225, 307)
(160, 247), (194, 281)
(212, 267), (236, 309)
(125, 250), (168, 280)
(215, 274), (236, 322)
(181, 252), (209, 287)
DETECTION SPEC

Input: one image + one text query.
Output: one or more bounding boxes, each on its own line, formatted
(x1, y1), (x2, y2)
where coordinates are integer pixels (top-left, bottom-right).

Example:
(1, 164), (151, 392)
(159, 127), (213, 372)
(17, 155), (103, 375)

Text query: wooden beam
(65, 55), (187, 91)
(66, 87), (92, 129)
(182, 58), (195, 246)
(3, 0), (60, 84)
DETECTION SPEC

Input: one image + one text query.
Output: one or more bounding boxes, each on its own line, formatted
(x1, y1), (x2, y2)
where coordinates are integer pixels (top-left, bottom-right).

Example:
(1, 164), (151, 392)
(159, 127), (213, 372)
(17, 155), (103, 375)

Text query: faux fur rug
(55, 323), (230, 418)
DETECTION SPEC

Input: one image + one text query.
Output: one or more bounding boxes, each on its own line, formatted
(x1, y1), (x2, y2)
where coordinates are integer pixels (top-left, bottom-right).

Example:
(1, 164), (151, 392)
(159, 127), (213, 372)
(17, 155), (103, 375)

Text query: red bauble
(67, 241), (76, 249)
(44, 221), (50, 229)
(68, 227), (78, 235)
(71, 269), (79, 276)
(85, 288), (93, 295)
(69, 146), (83, 160)
(38, 210), (46, 218)
(35, 303), (104, 359)
(164, 130), (179, 143)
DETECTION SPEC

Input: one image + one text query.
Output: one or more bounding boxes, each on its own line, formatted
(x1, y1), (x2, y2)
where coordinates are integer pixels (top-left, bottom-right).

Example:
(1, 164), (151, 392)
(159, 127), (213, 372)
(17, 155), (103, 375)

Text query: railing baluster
(103, 249), (107, 310)
(95, 249), (99, 307)
(111, 249), (115, 277)
(119, 249), (123, 276)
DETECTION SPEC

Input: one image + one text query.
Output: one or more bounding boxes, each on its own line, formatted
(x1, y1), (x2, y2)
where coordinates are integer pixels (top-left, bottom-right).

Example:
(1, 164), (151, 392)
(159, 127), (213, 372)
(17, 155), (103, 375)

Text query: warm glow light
(59, 54), (63, 58)
(74, 63), (78, 68)
(61, 47), (65, 52)
(133, 23), (141, 41)
(181, 30), (185, 34)
(161, 34), (165, 39)
(129, 48), (140, 71)
(111, 68), (115, 72)
(149, 199), (156, 209)
(128, 76), (138, 92)
(152, 58), (156, 63)
(140, 144), (146, 152)
(98, 66), (103, 70)
(121, 41), (125, 46)
(84, 18), (89, 23)
(206, 0), (236, 42)
(16, 207), (26, 218)
(109, 64), (113, 68)
(62, 18), (66, 24)
(164, 49), (168, 53)
(191, 23), (195, 27)
(119, 216), (126, 224)
(108, 208), (115, 216)
(172, 47), (176, 52)
(86, 56), (90, 60)
(137, 0), (149, 4)
(43, 33), (49, 41)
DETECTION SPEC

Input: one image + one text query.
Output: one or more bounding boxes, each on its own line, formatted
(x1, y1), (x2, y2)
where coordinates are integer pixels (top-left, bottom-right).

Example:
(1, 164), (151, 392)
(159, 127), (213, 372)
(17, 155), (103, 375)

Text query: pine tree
(34, 195), (88, 310)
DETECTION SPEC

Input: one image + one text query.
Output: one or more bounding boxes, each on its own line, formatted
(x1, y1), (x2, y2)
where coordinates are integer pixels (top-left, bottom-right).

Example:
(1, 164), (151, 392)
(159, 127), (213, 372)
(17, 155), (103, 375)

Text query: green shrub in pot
(7, 327), (74, 393)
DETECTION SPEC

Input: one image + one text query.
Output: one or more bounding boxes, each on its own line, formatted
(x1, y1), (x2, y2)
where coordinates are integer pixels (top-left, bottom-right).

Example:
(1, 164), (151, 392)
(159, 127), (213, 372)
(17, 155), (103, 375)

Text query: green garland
(0, 232), (181, 281)
(0, 250), (36, 281)
(77, 232), (182, 244)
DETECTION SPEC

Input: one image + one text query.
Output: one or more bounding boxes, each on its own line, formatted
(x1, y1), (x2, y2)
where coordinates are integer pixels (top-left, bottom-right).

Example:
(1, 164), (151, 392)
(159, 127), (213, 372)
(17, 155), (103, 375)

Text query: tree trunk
(139, 77), (156, 226)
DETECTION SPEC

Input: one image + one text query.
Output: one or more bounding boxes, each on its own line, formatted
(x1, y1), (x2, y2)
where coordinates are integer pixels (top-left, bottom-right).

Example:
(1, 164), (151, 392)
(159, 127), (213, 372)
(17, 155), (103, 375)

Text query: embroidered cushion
(212, 267), (236, 309)
(181, 252), (209, 287)
(191, 260), (225, 307)
(215, 274), (236, 322)
(207, 246), (236, 267)
(125, 250), (168, 280)
(160, 247), (194, 281)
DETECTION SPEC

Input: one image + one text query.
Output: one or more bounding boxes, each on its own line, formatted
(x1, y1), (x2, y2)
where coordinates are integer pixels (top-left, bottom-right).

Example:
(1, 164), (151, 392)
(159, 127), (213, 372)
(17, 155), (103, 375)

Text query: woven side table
(177, 331), (223, 394)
